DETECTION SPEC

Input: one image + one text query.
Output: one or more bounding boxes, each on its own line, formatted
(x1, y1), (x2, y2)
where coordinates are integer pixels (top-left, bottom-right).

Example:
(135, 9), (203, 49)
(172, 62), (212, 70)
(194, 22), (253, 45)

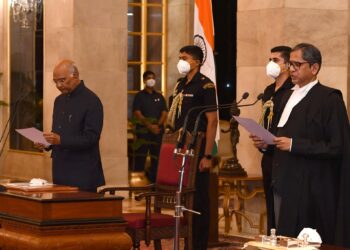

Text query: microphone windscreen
(242, 92), (249, 100)
(257, 93), (264, 100)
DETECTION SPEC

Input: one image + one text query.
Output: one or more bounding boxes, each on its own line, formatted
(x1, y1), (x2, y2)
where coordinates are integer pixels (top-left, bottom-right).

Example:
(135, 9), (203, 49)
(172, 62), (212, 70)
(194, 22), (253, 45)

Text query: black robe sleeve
(291, 91), (347, 160)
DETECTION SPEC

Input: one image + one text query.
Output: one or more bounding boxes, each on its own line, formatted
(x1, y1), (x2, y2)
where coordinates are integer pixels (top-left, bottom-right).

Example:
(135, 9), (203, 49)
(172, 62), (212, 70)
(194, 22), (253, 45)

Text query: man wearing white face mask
(167, 45), (218, 250)
(250, 46), (293, 233)
(132, 70), (168, 182)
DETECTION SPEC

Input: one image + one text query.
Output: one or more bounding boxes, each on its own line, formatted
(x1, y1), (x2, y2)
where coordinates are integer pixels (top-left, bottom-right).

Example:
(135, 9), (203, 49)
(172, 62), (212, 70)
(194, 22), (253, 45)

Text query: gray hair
(292, 43), (322, 72)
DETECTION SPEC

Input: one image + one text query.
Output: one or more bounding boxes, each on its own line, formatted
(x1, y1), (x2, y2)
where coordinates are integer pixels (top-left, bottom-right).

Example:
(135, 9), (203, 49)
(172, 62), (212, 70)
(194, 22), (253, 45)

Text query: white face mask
(145, 79), (156, 87)
(177, 59), (191, 74)
(266, 61), (281, 79)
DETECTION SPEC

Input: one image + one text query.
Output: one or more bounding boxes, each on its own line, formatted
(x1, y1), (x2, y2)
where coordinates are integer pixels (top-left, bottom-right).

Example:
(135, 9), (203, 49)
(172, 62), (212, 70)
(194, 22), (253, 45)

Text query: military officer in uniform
(168, 45), (218, 250)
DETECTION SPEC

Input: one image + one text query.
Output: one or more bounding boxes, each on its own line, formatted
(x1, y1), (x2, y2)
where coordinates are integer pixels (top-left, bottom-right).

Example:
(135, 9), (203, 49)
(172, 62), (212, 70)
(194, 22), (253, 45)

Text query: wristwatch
(204, 154), (212, 160)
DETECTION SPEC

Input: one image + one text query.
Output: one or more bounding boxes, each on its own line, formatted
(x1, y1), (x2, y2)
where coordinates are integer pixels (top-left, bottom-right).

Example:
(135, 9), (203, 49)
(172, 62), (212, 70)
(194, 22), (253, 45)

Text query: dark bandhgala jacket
(272, 82), (350, 246)
(50, 81), (105, 192)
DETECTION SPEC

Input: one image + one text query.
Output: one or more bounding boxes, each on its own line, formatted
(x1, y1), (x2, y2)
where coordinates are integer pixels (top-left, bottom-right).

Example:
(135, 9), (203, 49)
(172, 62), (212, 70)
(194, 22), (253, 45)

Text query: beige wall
(0, 0), (193, 186)
(0, 0), (4, 148)
(0, 0), (129, 187)
(166, 0), (194, 100)
(1, 0), (349, 189)
(237, 0), (349, 176)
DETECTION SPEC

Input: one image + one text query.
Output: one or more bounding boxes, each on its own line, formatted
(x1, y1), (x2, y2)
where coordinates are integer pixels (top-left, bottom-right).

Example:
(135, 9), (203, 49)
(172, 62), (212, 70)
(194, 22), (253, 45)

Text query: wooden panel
(0, 226), (132, 250)
(1, 190), (123, 202)
(0, 188), (132, 249)
(0, 190), (124, 224)
(0, 218), (127, 235)
(3, 183), (78, 192)
(0, 195), (44, 221)
(42, 200), (122, 220)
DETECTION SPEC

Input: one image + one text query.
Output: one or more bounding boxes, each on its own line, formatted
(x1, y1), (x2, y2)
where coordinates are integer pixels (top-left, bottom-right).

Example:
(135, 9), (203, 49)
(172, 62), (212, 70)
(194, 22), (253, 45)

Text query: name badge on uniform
(183, 94), (194, 98)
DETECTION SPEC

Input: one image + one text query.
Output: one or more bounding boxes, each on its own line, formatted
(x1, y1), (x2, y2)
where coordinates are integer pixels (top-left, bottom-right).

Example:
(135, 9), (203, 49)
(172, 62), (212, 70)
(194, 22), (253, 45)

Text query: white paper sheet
(15, 127), (51, 147)
(233, 116), (276, 144)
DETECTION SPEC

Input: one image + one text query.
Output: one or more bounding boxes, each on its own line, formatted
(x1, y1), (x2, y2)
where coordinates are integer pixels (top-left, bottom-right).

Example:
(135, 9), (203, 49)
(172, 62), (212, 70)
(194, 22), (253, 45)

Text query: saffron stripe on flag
(194, 0), (220, 150)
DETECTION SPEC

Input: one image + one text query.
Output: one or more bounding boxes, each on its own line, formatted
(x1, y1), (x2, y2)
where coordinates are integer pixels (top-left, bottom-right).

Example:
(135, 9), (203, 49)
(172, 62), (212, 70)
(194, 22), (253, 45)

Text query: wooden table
(0, 186), (132, 249)
(218, 175), (266, 234)
(244, 241), (349, 250)
(320, 244), (350, 250)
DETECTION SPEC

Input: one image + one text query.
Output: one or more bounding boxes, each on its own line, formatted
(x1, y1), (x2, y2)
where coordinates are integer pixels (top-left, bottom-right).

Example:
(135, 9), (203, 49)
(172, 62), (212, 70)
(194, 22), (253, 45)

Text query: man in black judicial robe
(251, 45), (293, 233)
(35, 60), (105, 192)
(270, 43), (350, 246)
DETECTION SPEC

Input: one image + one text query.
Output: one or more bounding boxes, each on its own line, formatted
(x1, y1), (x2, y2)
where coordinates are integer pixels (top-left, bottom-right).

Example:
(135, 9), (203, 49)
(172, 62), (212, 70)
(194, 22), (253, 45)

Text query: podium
(0, 185), (132, 249)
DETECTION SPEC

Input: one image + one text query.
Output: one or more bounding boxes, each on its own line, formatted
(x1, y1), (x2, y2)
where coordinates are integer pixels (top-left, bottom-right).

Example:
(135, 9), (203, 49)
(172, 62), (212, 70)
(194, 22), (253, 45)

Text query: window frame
(127, 0), (167, 97)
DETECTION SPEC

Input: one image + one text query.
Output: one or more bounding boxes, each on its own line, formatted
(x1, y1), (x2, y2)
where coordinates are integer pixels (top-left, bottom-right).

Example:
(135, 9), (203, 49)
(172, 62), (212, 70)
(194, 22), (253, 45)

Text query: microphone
(237, 92), (249, 105)
(0, 91), (29, 144)
(237, 93), (263, 107)
(0, 90), (31, 157)
(187, 93), (263, 150)
(174, 92), (249, 151)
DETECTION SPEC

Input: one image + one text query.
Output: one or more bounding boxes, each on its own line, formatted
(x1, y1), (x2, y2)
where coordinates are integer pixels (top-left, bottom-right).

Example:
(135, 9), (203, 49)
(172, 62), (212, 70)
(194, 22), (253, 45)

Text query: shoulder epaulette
(203, 82), (215, 89)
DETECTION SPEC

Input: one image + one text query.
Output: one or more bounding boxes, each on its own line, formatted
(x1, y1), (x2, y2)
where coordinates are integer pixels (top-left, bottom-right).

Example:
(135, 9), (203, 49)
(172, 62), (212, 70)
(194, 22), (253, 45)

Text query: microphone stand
(188, 94), (263, 150)
(173, 103), (239, 249)
(172, 93), (253, 250)
(173, 106), (235, 250)
(175, 92), (249, 150)
(185, 94), (263, 179)
(173, 142), (200, 250)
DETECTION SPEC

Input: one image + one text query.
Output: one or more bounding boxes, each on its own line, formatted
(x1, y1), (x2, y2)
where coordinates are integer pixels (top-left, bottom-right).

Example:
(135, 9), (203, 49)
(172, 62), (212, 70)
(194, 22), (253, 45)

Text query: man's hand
(249, 134), (268, 149)
(33, 142), (47, 151)
(274, 137), (291, 151)
(199, 157), (211, 172)
(43, 132), (61, 145)
(148, 124), (161, 135)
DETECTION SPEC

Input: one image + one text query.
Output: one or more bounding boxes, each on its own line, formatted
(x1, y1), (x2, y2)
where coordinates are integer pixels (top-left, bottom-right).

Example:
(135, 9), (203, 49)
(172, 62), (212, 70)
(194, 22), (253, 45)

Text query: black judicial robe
(260, 78), (294, 232)
(51, 81), (105, 192)
(272, 82), (350, 245)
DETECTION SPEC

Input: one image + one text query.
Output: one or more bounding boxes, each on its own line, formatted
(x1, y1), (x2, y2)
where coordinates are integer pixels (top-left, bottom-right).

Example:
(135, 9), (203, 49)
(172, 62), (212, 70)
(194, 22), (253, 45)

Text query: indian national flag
(194, 0), (220, 153)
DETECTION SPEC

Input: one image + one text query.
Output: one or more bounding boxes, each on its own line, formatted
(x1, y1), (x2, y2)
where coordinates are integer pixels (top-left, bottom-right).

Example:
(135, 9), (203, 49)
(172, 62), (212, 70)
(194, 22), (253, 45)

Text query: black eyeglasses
(289, 61), (309, 70)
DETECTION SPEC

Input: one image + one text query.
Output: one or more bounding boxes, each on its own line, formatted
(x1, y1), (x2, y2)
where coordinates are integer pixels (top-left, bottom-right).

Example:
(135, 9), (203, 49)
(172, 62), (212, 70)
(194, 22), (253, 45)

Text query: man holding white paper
(249, 45), (293, 233)
(269, 43), (350, 247)
(16, 127), (51, 147)
(35, 60), (105, 192)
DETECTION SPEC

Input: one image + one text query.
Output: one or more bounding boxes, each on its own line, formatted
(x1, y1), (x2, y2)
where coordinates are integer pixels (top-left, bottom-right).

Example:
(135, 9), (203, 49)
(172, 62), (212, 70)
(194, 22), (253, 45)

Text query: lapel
(276, 88), (293, 117)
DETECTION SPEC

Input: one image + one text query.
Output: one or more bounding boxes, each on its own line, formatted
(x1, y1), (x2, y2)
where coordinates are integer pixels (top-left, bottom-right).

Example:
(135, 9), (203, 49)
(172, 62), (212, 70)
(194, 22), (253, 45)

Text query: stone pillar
(44, 0), (128, 186)
(1, 0), (128, 186)
(0, 0), (7, 138)
(166, 0), (194, 100)
(236, 0), (349, 176)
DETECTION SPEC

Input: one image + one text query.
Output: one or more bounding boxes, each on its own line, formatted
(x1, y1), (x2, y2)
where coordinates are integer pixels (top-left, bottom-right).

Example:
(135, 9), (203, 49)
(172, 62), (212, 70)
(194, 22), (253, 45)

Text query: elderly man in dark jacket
(36, 60), (105, 192)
